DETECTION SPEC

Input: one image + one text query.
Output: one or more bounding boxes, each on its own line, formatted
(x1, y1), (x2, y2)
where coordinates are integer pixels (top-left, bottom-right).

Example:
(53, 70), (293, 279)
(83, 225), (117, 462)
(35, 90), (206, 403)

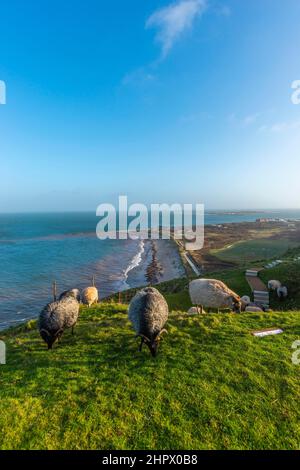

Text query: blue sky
(0, 0), (300, 212)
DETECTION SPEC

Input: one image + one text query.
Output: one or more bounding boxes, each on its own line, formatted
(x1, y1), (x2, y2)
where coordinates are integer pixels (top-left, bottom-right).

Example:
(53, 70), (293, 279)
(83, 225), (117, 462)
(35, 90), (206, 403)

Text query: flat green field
(0, 303), (300, 450)
(211, 239), (298, 265)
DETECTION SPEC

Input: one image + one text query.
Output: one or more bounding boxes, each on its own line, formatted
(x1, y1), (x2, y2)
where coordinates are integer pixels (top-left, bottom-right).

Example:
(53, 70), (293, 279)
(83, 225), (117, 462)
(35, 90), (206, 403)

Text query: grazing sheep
(268, 280), (282, 291)
(59, 288), (81, 302)
(189, 279), (242, 313)
(241, 295), (251, 311)
(128, 287), (168, 357)
(81, 287), (99, 307)
(39, 297), (79, 349)
(187, 306), (206, 315)
(277, 286), (288, 299)
(245, 305), (263, 313)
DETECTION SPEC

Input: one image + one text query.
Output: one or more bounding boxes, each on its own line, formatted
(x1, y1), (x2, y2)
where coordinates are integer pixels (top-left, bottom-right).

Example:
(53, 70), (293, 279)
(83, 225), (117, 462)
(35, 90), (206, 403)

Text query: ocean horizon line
(1, 207), (300, 216)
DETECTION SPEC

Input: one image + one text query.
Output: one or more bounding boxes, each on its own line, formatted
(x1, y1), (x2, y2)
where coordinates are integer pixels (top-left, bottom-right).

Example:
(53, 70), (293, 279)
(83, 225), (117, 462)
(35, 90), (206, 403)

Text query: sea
(1, 209), (300, 330)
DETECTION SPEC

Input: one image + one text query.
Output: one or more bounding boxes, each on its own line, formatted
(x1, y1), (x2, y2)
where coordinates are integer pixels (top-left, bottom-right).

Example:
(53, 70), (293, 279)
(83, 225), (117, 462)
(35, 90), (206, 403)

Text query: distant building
(256, 218), (288, 224)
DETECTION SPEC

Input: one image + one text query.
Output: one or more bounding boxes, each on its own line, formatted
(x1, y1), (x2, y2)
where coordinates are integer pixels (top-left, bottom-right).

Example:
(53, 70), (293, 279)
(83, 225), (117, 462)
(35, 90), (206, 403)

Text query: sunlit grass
(0, 302), (299, 450)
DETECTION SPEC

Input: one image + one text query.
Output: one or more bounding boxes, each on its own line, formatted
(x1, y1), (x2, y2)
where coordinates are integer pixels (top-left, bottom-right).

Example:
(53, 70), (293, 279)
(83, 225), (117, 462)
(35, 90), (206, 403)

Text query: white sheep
(245, 305), (263, 313)
(268, 280), (282, 291)
(240, 295), (251, 310)
(241, 295), (251, 305)
(189, 278), (242, 313)
(81, 287), (99, 307)
(187, 306), (206, 315)
(277, 286), (288, 299)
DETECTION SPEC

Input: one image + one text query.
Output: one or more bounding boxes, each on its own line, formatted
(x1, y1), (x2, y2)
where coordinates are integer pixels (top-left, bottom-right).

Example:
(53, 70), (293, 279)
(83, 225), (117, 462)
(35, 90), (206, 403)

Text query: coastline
(0, 237), (185, 331)
(1, 213), (300, 331)
(125, 238), (186, 291)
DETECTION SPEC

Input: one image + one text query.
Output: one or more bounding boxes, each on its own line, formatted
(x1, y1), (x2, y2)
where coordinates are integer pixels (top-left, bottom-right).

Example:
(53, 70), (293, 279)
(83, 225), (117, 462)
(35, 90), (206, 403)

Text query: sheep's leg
(72, 325), (75, 335)
(139, 338), (144, 352)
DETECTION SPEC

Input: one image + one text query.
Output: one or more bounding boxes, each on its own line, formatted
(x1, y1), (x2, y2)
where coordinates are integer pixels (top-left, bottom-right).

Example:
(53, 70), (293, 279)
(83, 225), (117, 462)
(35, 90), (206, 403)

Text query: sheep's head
(231, 298), (242, 313)
(137, 329), (168, 357)
(40, 328), (63, 350)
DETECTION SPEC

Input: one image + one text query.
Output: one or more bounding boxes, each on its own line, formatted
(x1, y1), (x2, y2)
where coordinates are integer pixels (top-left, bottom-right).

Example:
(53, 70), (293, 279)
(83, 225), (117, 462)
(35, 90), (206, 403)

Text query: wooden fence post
(52, 281), (57, 302)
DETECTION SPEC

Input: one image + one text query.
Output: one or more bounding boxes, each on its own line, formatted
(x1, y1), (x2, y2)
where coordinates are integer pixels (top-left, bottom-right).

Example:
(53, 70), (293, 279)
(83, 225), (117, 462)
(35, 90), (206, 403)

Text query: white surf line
(122, 239), (145, 289)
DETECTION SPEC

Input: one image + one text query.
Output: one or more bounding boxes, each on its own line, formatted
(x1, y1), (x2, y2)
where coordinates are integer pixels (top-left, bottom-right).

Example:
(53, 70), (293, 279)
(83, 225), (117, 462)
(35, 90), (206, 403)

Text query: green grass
(0, 303), (300, 450)
(261, 261), (300, 311)
(211, 239), (298, 265)
(110, 269), (251, 312)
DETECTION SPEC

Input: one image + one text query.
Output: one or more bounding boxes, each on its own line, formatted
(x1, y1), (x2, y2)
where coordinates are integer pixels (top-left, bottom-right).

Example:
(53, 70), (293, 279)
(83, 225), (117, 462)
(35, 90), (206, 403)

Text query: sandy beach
(126, 238), (186, 289)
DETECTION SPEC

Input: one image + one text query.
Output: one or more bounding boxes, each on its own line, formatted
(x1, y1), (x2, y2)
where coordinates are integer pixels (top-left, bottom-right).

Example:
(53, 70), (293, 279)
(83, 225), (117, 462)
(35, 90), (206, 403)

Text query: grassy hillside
(110, 268), (252, 312)
(0, 302), (300, 450)
(211, 238), (298, 266)
(261, 261), (300, 310)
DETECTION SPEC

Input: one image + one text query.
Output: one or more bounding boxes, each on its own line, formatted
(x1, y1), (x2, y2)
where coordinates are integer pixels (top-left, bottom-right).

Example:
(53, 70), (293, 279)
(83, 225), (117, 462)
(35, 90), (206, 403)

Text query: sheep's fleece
(39, 297), (79, 334)
(189, 278), (240, 308)
(128, 287), (168, 340)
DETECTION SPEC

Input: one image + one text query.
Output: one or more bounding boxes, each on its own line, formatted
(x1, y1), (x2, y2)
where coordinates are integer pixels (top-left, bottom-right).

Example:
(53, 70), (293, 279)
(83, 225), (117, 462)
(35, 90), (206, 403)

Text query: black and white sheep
(59, 288), (81, 302)
(128, 287), (169, 357)
(38, 297), (79, 349)
(189, 278), (242, 313)
(277, 286), (288, 299)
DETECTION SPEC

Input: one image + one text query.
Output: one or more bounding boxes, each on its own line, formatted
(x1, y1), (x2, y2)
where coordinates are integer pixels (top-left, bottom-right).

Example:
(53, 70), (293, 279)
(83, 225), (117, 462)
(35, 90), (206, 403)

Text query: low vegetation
(261, 261), (300, 311)
(211, 238), (298, 266)
(0, 301), (300, 449)
(0, 259), (299, 450)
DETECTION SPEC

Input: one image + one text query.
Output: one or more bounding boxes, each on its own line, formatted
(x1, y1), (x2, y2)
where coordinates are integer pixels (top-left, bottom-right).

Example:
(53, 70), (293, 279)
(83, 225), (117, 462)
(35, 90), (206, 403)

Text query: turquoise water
(0, 213), (144, 329)
(0, 210), (300, 329)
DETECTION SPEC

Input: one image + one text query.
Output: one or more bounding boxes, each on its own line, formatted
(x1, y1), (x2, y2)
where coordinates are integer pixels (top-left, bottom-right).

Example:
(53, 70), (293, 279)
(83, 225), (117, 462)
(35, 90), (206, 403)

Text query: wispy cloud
(146, 0), (208, 59)
(243, 113), (260, 126)
(122, 68), (156, 87)
(227, 112), (260, 127)
(259, 121), (300, 133)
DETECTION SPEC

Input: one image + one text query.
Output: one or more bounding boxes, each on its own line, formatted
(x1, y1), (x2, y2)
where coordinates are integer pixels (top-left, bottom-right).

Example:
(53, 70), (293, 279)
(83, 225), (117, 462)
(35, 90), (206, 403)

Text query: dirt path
(246, 276), (268, 292)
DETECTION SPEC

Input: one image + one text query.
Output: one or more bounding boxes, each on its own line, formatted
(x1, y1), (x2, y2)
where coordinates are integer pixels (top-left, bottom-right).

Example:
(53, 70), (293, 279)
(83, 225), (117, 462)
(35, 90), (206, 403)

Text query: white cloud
(227, 112), (260, 127)
(259, 121), (300, 133)
(146, 0), (208, 58)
